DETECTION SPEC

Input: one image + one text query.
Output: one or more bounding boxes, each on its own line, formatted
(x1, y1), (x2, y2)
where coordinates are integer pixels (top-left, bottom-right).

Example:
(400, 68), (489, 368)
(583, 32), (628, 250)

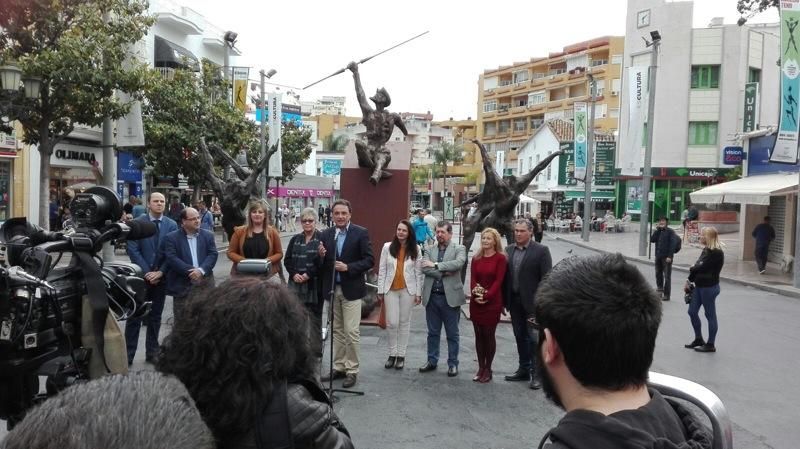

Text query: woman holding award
(469, 228), (507, 383)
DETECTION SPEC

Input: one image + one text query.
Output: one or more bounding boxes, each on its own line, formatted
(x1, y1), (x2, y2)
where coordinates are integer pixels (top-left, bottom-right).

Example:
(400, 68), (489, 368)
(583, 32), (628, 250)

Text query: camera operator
(2, 371), (215, 449)
(125, 192), (178, 366)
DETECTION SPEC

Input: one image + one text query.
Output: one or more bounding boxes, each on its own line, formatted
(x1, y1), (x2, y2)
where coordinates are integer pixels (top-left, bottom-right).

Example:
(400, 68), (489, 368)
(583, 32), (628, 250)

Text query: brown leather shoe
(342, 373), (358, 388)
(320, 370), (346, 382)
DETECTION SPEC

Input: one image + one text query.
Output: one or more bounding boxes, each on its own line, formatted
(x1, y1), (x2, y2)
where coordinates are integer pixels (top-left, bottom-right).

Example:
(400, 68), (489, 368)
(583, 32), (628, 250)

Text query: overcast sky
(182, 0), (778, 121)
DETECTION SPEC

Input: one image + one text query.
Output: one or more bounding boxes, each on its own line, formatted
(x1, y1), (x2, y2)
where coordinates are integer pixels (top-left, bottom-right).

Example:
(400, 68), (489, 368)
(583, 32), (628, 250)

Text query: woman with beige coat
(377, 219), (424, 370)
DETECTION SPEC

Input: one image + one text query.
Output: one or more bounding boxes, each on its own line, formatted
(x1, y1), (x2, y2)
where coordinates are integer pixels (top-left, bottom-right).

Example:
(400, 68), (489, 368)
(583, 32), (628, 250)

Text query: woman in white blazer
(377, 219), (424, 370)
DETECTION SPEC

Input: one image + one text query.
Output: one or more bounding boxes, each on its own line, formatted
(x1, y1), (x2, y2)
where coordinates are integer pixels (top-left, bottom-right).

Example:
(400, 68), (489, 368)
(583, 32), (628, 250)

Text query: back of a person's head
(2, 371), (214, 449)
(157, 277), (315, 443)
(535, 253), (662, 391)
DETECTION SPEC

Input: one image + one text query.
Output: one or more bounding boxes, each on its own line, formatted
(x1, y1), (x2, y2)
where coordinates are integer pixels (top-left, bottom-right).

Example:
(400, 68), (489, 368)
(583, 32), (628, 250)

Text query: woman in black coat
(684, 226), (724, 353)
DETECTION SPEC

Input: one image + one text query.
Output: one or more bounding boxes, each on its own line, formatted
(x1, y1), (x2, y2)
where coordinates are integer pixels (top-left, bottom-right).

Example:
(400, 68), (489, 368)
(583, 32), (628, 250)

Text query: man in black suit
(318, 199), (374, 388)
(503, 218), (552, 389)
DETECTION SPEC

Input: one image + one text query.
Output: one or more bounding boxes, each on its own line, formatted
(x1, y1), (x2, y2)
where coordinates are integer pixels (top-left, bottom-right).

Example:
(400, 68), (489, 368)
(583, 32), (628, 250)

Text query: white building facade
(618, 0), (779, 222)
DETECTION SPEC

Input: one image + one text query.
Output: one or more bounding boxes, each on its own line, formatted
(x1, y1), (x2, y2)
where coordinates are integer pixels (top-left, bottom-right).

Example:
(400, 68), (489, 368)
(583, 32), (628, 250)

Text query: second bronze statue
(347, 61), (408, 185)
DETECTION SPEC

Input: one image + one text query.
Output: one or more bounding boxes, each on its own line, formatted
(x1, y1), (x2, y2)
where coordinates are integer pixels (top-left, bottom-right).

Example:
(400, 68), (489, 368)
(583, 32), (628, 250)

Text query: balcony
(590, 59), (608, 67)
(154, 1), (204, 35)
(156, 67), (176, 80)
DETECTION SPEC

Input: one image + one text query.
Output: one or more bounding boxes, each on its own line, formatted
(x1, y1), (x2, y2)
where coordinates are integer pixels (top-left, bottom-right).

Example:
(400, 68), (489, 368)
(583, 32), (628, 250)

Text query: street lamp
(0, 64), (41, 100)
(638, 30), (661, 257)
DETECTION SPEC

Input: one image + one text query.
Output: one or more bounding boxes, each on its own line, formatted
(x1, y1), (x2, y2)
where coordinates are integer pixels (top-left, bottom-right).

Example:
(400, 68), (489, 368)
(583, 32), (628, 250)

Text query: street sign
(723, 146), (743, 165)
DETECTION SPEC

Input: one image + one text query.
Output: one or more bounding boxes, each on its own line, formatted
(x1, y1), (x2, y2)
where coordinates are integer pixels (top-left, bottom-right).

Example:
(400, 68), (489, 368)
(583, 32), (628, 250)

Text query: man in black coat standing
(318, 199), (374, 388)
(650, 217), (680, 301)
(503, 218), (552, 389)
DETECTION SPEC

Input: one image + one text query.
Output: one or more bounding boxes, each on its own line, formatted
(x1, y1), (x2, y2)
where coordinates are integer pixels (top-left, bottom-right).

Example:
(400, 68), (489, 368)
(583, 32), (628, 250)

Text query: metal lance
(303, 31), (430, 89)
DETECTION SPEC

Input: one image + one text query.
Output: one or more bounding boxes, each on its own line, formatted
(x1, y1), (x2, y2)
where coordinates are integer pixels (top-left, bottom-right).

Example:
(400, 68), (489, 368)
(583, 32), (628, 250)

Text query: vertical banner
(573, 102), (588, 181)
(267, 92), (283, 177)
(773, 1), (800, 164)
(495, 150), (505, 177)
(743, 82), (759, 132)
(621, 66), (648, 175)
(233, 67), (249, 113)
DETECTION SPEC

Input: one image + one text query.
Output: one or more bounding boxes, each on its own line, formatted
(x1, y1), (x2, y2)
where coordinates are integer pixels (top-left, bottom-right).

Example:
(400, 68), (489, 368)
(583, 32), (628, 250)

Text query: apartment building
(301, 96), (347, 116)
(618, 0), (779, 222)
(476, 36), (624, 176)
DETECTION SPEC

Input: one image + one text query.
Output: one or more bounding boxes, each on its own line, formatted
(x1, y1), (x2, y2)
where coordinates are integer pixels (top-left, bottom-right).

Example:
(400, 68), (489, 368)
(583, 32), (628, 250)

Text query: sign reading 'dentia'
(55, 149), (97, 162)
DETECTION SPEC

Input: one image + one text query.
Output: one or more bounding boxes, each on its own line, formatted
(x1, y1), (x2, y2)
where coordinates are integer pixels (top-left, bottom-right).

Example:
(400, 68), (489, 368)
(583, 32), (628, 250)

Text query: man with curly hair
(156, 277), (353, 449)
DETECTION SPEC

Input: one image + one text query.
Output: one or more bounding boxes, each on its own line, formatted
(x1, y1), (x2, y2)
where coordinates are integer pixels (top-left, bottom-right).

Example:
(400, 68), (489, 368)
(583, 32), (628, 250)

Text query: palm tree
(323, 134), (349, 152)
(430, 141), (464, 210)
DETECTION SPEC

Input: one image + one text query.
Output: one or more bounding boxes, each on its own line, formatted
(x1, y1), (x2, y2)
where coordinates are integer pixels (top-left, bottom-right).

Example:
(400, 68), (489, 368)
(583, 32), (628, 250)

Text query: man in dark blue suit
(125, 192), (179, 365)
(163, 207), (218, 321)
(318, 199), (374, 388)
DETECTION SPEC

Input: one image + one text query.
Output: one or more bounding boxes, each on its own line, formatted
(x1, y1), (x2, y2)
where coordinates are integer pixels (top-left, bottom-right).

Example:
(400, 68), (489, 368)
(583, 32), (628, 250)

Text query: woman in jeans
(684, 226), (724, 353)
(376, 219), (424, 370)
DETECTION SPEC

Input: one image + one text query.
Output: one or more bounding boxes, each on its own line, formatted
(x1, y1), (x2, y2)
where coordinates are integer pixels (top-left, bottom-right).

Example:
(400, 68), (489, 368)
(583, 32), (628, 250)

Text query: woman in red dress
(469, 227), (508, 383)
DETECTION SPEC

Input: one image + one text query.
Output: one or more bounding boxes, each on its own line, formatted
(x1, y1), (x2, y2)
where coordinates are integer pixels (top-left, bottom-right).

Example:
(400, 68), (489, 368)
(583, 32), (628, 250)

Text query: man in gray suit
(503, 218), (552, 389)
(419, 221), (467, 377)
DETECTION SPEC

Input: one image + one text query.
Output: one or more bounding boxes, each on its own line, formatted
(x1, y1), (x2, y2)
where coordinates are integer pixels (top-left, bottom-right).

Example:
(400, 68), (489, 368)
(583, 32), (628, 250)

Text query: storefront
(267, 186), (335, 212)
(615, 167), (734, 223)
(0, 152), (13, 222)
(49, 141), (103, 206)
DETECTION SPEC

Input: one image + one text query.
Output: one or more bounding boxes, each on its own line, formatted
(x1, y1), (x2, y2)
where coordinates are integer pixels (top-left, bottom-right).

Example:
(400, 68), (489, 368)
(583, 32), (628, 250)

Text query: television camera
(0, 186), (156, 429)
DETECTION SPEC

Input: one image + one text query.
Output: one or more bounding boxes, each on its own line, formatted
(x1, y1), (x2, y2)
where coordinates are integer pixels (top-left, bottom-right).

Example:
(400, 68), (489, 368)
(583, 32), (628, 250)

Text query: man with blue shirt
(196, 201), (215, 232)
(163, 207), (218, 322)
(125, 192), (178, 365)
(413, 209), (434, 249)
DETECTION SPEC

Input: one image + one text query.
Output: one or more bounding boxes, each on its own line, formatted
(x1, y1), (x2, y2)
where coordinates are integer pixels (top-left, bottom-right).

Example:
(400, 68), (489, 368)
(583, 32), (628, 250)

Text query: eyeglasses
(301, 219), (315, 223)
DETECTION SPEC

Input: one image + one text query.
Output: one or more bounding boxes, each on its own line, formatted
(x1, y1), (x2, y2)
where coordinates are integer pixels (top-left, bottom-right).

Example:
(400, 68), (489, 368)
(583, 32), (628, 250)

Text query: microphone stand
(324, 230), (364, 402)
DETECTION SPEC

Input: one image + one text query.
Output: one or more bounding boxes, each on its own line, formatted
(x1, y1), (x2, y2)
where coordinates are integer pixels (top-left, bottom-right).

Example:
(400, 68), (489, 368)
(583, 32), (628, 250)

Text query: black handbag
(683, 282), (695, 304)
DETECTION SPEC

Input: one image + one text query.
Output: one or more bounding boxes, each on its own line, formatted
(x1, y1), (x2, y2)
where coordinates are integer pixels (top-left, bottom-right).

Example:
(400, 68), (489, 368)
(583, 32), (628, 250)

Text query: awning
(689, 173), (798, 205)
(154, 36), (199, 71)
(564, 190), (615, 201)
(519, 194), (541, 204)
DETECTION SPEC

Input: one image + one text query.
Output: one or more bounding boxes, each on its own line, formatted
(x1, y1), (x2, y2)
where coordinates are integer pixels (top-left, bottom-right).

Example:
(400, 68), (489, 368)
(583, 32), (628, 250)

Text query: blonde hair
(245, 199), (271, 237)
(476, 227), (505, 259)
(701, 226), (725, 251)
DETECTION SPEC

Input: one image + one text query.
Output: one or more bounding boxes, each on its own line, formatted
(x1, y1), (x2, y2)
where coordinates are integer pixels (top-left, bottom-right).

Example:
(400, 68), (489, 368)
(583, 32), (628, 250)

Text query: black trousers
(508, 296), (538, 373)
(654, 257), (672, 298)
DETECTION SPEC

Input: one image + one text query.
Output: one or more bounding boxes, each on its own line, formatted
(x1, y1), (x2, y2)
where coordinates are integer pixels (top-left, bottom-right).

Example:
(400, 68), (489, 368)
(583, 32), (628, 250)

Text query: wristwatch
(434, 263), (439, 270)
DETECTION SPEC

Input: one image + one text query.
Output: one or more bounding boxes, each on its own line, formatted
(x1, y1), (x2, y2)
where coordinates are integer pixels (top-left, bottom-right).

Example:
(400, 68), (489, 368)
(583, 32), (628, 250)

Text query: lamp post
(638, 30), (661, 257)
(581, 74), (596, 242)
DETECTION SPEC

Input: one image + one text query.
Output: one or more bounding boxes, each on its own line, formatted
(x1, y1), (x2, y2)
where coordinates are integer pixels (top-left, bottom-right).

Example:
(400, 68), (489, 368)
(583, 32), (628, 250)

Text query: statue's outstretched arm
(208, 142), (249, 180)
(348, 62), (372, 117)
(514, 150), (563, 195)
(244, 143), (276, 189)
(394, 114), (409, 136)
(473, 139), (502, 193)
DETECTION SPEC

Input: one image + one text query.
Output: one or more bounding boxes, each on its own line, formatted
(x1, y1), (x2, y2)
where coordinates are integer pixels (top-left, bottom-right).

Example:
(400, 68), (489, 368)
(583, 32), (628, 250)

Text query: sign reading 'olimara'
(55, 149), (97, 163)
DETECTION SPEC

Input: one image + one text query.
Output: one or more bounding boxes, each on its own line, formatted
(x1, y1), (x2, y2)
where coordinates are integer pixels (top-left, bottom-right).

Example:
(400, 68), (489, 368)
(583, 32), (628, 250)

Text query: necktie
(154, 219), (161, 240)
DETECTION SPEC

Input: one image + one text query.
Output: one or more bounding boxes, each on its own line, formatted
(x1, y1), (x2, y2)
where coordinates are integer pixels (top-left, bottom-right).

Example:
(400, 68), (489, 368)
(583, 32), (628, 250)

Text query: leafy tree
(0, 0), (154, 228)
(737, 0), (778, 24)
(275, 121), (313, 182)
(141, 60), (258, 186)
(322, 134), (348, 152)
(431, 141), (464, 198)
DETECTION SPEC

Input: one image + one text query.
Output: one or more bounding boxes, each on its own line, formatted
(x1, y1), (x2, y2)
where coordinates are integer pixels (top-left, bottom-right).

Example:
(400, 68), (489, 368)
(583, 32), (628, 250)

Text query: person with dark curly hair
(157, 277), (353, 449)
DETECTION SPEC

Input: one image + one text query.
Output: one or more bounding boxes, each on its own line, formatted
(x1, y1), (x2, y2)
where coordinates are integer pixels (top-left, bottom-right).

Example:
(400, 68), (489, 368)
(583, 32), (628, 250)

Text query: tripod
(323, 231), (364, 402)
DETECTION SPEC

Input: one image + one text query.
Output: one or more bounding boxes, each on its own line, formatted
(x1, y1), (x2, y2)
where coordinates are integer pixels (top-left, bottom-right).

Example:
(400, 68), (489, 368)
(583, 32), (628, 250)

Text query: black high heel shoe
(394, 357), (405, 370)
(385, 356), (396, 369)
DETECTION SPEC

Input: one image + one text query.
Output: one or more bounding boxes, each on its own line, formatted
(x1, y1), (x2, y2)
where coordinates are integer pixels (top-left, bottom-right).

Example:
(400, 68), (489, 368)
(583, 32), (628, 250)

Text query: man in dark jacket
(650, 217), (679, 301)
(534, 254), (713, 449)
(752, 216), (776, 274)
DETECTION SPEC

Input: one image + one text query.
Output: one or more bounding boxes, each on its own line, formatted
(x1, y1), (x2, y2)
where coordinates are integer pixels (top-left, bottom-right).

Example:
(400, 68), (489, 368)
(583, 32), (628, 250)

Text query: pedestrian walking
(502, 219), (551, 389)
(752, 216), (776, 274)
(419, 221), (467, 377)
(325, 205), (332, 227)
(413, 209), (434, 250)
(684, 226), (724, 353)
(469, 228), (508, 383)
(376, 220), (423, 370)
(650, 216), (681, 301)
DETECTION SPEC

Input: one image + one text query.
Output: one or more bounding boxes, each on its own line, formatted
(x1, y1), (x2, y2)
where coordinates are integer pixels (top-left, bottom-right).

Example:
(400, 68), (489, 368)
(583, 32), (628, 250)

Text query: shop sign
(557, 142), (577, 186)
(594, 141), (615, 186)
(267, 187), (334, 198)
(722, 146), (743, 165)
(51, 144), (103, 168)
